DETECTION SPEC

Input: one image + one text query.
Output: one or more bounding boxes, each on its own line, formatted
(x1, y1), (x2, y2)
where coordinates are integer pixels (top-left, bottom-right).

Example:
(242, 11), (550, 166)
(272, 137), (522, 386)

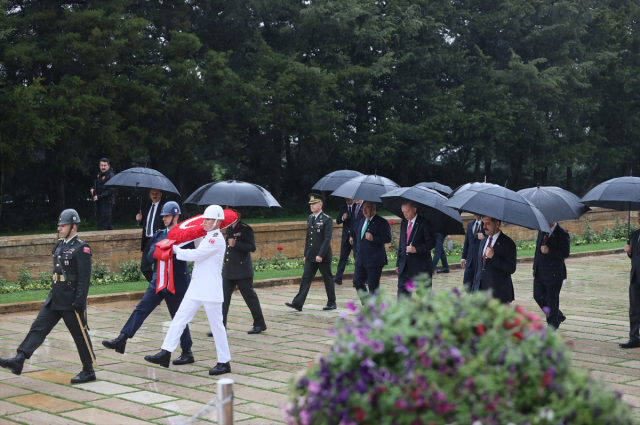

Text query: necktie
(483, 236), (493, 265)
(361, 219), (370, 239)
(354, 204), (360, 219)
(147, 204), (155, 237)
(406, 221), (413, 245)
(473, 222), (479, 239)
(543, 233), (549, 245)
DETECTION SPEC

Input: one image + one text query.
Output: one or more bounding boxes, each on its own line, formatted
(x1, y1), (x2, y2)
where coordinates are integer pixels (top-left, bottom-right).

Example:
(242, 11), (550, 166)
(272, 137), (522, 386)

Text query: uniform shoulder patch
(83, 247), (91, 254)
(213, 233), (219, 237)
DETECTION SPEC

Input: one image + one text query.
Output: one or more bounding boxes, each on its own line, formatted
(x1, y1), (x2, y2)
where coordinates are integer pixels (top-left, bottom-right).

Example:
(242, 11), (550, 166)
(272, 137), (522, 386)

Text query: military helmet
(57, 209), (81, 225)
(203, 205), (224, 220)
(161, 201), (181, 216)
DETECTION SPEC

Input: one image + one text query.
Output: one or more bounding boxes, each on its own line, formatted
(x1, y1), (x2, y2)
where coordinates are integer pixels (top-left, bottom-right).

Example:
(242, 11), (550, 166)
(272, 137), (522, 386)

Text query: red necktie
(483, 236), (493, 265)
(543, 233), (549, 245)
(406, 221), (413, 246)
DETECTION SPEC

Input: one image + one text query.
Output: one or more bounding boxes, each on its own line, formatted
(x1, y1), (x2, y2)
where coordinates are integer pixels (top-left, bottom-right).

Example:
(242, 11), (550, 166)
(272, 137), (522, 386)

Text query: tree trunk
(484, 156), (492, 182)
(474, 150), (482, 182)
(542, 166), (548, 186)
(566, 167), (573, 191)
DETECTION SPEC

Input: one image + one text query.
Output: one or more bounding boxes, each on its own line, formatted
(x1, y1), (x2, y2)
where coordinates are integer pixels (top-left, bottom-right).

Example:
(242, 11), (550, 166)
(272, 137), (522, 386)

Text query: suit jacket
(353, 214), (391, 268)
(222, 221), (256, 280)
(396, 216), (435, 277)
(336, 203), (354, 241)
(473, 232), (516, 304)
(147, 229), (192, 293)
(629, 229), (640, 283)
(304, 212), (333, 263)
(141, 202), (164, 252)
(461, 220), (486, 270)
(533, 225), (570, 281)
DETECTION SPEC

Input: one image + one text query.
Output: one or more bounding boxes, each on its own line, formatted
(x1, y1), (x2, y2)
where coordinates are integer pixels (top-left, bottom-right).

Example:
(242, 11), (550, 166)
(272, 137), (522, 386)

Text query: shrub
(119, 260), (144, 282)
(17, 268), (32, 290)
(0, 275), (6, 287)
(36, 271), (52, 288)
(92, 261), (111, 279)
(285, 274), (634, 424)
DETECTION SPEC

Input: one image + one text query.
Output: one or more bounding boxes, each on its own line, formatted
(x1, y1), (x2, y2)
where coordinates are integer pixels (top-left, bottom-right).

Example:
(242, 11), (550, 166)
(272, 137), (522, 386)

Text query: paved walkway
(0, 253), (639, 424)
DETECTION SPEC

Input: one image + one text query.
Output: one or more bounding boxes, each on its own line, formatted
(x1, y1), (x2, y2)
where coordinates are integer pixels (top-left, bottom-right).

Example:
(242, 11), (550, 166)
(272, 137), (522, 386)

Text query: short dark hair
(100, 158), (110, 165)
(401, 200), (416, 208)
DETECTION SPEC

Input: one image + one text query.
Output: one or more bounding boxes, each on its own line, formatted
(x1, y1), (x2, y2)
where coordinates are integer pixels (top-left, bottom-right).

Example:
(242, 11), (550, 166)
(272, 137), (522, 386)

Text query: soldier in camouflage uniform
(0, 209), (96, 384)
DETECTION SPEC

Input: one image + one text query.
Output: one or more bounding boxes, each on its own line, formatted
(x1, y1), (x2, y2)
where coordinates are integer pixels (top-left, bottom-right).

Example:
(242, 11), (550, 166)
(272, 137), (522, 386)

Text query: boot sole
(144, 357), (170, 368)
(172, 359), (195, 365)
(102, 341), (126, 354)
(209, 369), (231, 375)
(71, 376), (96, 384)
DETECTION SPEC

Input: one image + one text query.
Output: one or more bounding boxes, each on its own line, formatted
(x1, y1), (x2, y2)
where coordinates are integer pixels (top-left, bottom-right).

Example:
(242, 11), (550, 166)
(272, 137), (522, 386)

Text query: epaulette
(77, 239), (84, 243)
(241, 223), (248, 227)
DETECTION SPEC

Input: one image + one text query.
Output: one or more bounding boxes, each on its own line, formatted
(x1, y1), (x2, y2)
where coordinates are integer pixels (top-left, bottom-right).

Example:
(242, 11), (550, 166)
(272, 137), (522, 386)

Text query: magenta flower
(308, 381), (321, 394)
(370, 340), (385, 353)
(346, 301), (357, 312)
(405, 280), (416, 292)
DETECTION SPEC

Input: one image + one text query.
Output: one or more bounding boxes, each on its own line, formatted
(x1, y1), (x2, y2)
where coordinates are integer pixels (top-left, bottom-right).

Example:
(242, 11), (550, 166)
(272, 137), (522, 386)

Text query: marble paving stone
(0, 400), (30, 415)
(235, 402), (288, 421)
(22, 370), (77, 385)
(62, 407), (152, 425)
(153, 415), (214, 425)
(9, 410), (86, 425)
(73, 380), (140, 395)
(102, 363), (215, 387)
(136, 382), (216, 404)
(236, 418), (285, 425)
(90, 397), (172, 419)
(211, 374), (287, 390)
(117, 390), (177, 404)
(0, 418), (22, 425)
(95, 370), (153, 385)
(220, 384), (288, 407)
(0, 383), (32, 398)
(250, 371), (295, 384)
(7, 394), (83, 413)
(2, 377), (104, 402)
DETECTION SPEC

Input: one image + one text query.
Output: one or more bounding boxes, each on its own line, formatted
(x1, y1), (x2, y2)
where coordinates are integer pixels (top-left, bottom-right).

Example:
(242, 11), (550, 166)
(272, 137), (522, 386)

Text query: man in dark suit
(352, 201), (391, 299)
(286, 194), (336, 311)
(90, 158), (116, 231)
(461, 214), (485, 290)
(103, 201), (195, 365)
(395, 201), (435, 298)
(220, 210), (266, 334)
(533, 222), (570, 329)
(136, 189), (164, 282)
(334, 198), (355, 286)
(620, 211), (640, 348)
(472, 216), (516, 304)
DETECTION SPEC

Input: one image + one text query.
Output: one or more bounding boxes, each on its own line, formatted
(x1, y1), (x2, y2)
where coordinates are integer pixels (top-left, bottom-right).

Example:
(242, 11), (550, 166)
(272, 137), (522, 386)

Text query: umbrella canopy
(449, 182), (501, 198)
(331, 174), (400, 203)
(105, 167), (180, 195)
(445, 185), (551, 232)
(312, 170), (364, 192)
(415, 182), (453, 196)
(517, 186), (589, 223)
(184, 180), (281, 209)
(380, 186), (465, 235)
(580, 177), (640, 211)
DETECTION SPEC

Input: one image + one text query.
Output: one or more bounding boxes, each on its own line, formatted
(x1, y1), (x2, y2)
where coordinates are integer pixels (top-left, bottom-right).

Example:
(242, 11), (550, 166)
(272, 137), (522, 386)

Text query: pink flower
(405, 280), (416, 292)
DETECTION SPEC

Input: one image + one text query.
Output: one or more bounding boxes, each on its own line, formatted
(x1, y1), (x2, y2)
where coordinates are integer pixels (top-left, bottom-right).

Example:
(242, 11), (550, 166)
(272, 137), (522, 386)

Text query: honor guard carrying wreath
(0, 210), (97, 384)
(285, 194), (337, 311)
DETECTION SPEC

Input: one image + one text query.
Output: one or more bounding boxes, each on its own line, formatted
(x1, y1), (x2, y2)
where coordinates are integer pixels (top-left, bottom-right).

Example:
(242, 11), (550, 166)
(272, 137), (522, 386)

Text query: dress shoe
(172, 351), (195, 365)
(0, 352), (25, 375)
(323, 304), (337, 311)
(209, 362), (231, 375)
(285, 302), (302, 312)
(102, 332), (128, 354)
(334, 279), (343, 286)
(620, 339), (640, 349)
(206, 331), (213, 337)
(559, 313), (567, 323)
(436, 268), (450, 274)
(71, 369), (96, 384)
(144, 349), (172, 368)
(247, 326), (267, 334)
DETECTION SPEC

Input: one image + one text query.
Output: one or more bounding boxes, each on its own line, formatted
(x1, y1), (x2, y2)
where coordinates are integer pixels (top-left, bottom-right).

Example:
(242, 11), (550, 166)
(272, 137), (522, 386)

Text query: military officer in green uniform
(0, 209), (96, 384)
(285, 194), (337, 311)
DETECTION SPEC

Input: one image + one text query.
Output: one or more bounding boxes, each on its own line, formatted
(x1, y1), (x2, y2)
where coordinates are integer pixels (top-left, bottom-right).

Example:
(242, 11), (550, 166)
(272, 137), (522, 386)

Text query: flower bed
(285, 274), (634, 424)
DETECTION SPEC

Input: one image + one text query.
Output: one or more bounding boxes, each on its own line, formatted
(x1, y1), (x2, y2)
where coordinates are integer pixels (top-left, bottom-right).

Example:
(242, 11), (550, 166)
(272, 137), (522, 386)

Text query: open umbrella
(105, 167), (180, 195)
(184, 180), (281, 209)
(331, 174), (400, 203)
(380, 186), (465, 235)
(312, 170), (364, 192)
(449, 182), (501, 198)
(580, 176), (640, 242)
(445, 185), (551, 233)
(415, 182), (453, 196)
(518, 186), (589, 223)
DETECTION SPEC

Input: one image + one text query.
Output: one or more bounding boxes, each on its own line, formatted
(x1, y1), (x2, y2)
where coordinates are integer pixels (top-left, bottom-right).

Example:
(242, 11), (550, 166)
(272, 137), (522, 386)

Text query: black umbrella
(580, 176), (640, 242)
(184, 180), (281, 209)
(312, 170), (364, 192)
(380, 186), (465, 235)
(415, 182), (453, 196)
(517, 186), (589, 223)
(105, 167), (180, 195)
(331, 174), (400, 203)
(445, 185), (551, 233)
(448, 182), (501, 198)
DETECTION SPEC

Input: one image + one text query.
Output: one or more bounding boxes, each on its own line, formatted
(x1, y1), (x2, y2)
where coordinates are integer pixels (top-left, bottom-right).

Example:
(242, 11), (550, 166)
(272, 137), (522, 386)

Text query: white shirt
(173, 229), (225, 302)
(146, 202), (160, 237)
(549, 222), (558, 233)
(482, 231), (501, 257)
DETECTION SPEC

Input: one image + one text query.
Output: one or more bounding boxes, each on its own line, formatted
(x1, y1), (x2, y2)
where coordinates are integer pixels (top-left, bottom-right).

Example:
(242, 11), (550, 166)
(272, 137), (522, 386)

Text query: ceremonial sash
(153, 239), (177, 294)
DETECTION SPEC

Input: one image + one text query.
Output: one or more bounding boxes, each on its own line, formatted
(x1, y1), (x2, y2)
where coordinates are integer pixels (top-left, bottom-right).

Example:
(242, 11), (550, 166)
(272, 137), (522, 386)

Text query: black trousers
(292, 261), (335, 308)
(353, 264), (383, 296)
(18, 304), (94, 370)
(334, 235), (352, 283)
(629, 280), (640, 340)
(432, 233), (449, 271)
(223, 277), (266, 328)
(97, 201), (114, 231)
(462, 261), (476, 288)
(140, 239), (154, 282)
(533, 278), (564, 328)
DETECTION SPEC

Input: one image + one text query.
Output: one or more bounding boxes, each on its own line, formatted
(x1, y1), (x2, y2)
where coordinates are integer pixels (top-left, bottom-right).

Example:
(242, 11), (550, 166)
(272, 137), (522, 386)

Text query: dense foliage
(285, 275), (635, 424)
(1, 0), (640, 232)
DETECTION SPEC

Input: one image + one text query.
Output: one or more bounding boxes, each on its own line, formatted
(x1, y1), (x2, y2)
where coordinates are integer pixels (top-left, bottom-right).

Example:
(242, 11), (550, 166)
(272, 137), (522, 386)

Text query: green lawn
(1, 240), (625, 305)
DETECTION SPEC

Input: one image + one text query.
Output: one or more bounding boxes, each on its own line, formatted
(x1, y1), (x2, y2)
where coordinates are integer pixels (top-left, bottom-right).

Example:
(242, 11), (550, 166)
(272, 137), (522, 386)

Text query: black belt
(52, 273), (78, 282)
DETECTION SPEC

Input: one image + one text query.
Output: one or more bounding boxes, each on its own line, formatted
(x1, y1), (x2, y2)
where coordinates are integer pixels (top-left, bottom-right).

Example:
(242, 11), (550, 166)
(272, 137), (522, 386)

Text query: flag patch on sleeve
(209, 238), (216, 244)
(83, 247), (91, 254)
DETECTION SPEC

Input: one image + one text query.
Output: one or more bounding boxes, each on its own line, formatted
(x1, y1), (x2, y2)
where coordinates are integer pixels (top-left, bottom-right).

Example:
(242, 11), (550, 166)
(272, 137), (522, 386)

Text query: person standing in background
(90, 158), (115, 231)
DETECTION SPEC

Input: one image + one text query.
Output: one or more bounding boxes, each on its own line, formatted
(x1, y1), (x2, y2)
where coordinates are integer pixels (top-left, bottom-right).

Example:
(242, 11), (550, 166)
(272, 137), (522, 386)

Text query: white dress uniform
(160, 229), (231, 363)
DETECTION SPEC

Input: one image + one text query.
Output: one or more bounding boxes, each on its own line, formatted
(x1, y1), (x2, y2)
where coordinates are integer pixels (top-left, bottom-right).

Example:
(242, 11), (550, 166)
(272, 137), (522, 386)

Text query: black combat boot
(172, 351), (195, 365)
(71, 368), (96, 384)
(209, 362), (231, 375)
(102, 333), (128, 354)
(144, 349), (172, 368)
(0, 352), (25, 375)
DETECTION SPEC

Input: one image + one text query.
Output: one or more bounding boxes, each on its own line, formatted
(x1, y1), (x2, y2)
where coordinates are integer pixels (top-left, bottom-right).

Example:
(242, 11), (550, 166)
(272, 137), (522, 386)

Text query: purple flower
(393, 334), (403, 345)
(394, 346), (410, 355)
(327, 329), (337, 337)
(542, 306), (551, 315)
(452, 287), (461, 297)
(346, 301), (357, 312)
(361, 358), (376, 368)
(370, 340), (385, 353)
(355, 379), (368, 394)
(372, 318), (384, 328)
(355, 328), (370, 344)
(308, 381), (321, 394)
(380, 302), (388, 311)
(300, 410), (312, 425)
(405, 280), (416, 292)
